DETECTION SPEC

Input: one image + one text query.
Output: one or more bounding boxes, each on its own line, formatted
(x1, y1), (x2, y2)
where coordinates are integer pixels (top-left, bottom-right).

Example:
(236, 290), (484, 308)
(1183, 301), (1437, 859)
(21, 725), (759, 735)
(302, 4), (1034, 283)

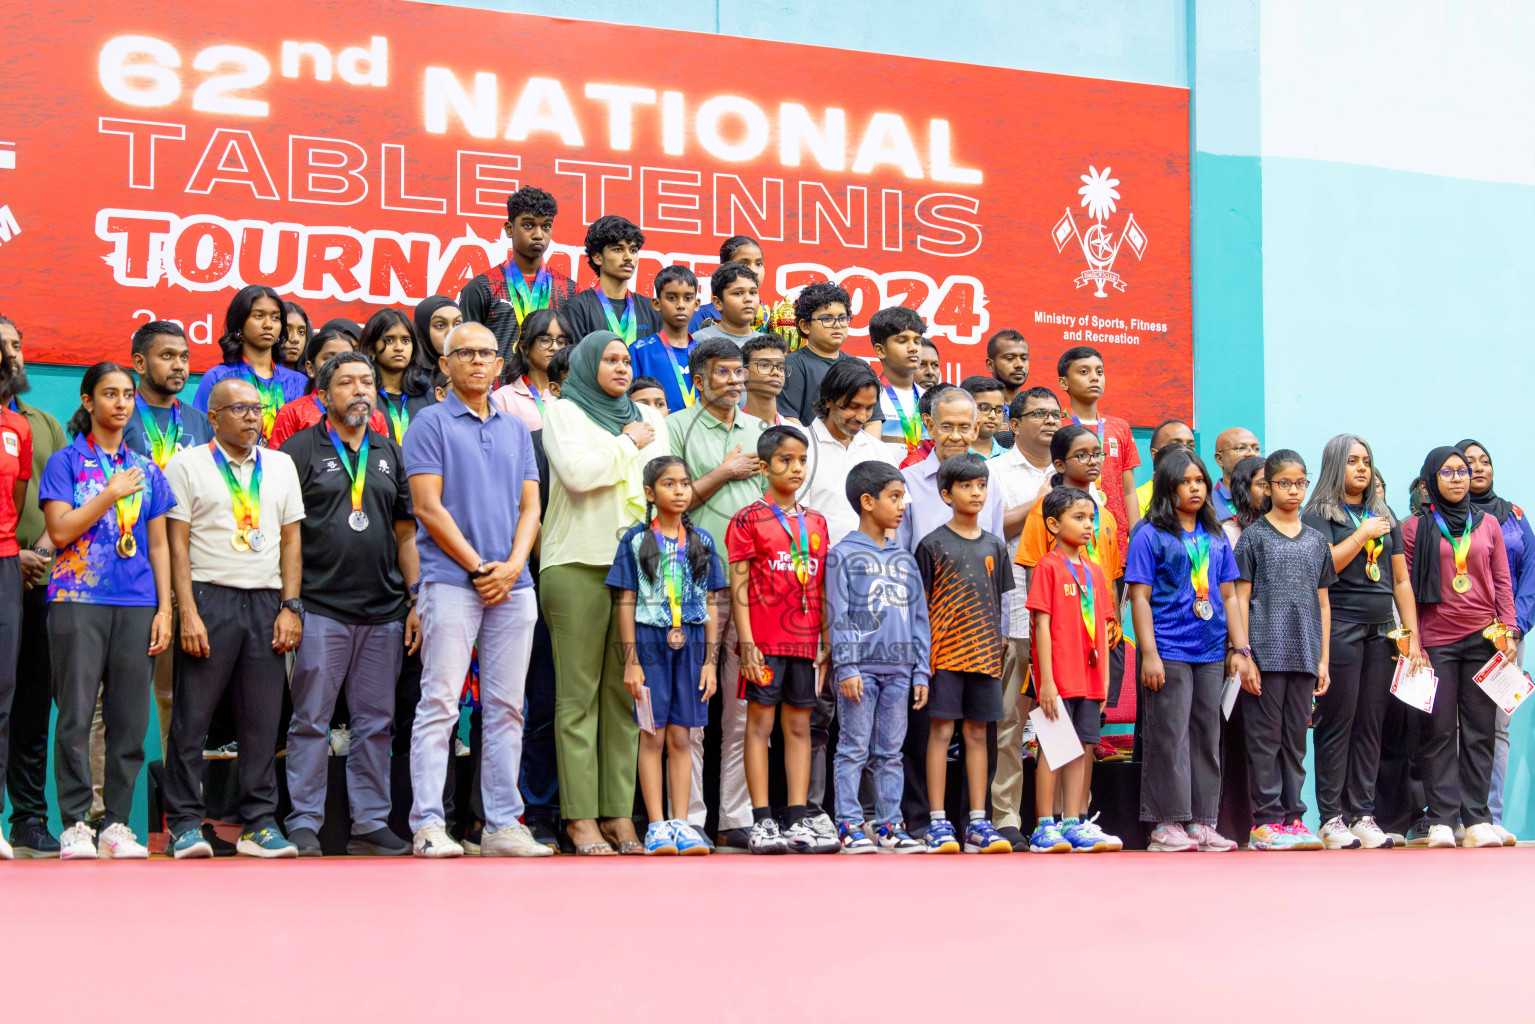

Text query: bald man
(1136, 419), (1197, 518)
(1211, 427), (1261, 521)
(162, 378), (306, 858)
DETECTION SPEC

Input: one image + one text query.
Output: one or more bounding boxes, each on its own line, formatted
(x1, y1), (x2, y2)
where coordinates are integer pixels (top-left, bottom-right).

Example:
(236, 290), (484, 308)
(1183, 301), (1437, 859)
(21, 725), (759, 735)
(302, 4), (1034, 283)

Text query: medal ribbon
(507, 263), (553, 323)
(1345, 505), (1382, 570)
(327, 427), (369, 517)
(597, 290), (637, 347)
(239, 361), (285, 443)
(652, 518), (686, 628)
(881, 378), (921, 453)
(522, 376), (545, 417)
(379, 391), (410, 443)
(1181, 523), (1211, 603)
(210, 441), (262, 533)
(1063, 556), (1096, 648)
(1432, 507), (1473, 578)
(1069, 413), (1107, 451)
(768, 501), (811, 588)
(664, 342), (695, 408)
(87, 436), (144, 543)
(135, 397), (182, 468)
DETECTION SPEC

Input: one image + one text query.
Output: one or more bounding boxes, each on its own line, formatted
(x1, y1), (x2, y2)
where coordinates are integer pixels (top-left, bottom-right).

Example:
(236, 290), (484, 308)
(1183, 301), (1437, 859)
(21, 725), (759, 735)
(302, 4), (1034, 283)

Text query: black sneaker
(716, 826), (751, 851)
(202, 823), (237, 857)
(995, 824), (1030, 852)
(288, 827), (323, 857)
(9, 817), (59, 858)
(346, 826), (410, 857)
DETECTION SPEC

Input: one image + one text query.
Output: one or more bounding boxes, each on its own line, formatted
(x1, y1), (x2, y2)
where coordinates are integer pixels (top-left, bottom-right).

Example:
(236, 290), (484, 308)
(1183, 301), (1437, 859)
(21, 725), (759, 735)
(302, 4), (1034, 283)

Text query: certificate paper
(1221, 674), (1241, 721)
(1390, 656), (1438, 714)
(635, 686), (656, 734)
(1028, 706), (1084, 769)
(1473, 651), (1535, 716)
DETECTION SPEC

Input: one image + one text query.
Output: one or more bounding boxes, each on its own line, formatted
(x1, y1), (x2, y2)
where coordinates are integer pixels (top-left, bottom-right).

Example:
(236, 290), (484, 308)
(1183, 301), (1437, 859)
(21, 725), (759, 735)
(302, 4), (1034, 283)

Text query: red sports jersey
(725, 499), (830, 660)
(1026, 550), (1110, 700)
(0, 409), (34, 557)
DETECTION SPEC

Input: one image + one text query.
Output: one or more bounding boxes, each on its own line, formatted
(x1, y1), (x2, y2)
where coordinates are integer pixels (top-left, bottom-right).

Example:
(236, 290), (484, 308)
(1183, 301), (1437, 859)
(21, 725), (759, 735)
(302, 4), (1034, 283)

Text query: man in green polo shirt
(666, 335), (765, 849)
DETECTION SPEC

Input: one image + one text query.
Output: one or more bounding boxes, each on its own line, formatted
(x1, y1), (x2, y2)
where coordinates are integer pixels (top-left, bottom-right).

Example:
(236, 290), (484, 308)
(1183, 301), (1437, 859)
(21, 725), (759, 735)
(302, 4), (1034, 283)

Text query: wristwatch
(281, 598), (304, 616)
(1233, 646), (1253, 660)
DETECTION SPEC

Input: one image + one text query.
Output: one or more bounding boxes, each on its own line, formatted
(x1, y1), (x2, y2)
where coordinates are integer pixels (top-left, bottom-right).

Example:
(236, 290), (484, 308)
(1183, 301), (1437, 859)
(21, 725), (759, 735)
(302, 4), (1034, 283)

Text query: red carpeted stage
(8, 849), (1529, 1013)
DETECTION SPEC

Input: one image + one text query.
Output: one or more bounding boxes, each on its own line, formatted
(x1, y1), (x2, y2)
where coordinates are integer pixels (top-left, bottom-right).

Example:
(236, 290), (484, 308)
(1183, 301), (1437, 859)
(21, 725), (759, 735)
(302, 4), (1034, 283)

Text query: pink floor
(8, 849), (1530, 1014)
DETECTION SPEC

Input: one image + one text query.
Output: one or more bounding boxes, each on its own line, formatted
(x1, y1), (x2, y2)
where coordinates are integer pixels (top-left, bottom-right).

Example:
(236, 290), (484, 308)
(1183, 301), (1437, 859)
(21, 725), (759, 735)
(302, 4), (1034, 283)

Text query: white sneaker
(1425, 824), (1456, 848)
(59, 822), (98, 860)
(1320, 815), (1361, 850)
(481, 822), (554, 858)
(782, 818), (821, 854)
(328, 725), (351, 757)
(747, 818), (788, 855)
(1462, 822), (1502, 848)
(453, 738), (471, 757)
(806, 812), (841, 853)
(0, 834), (11, 860)
(412, 823), (464, 858)
(98, 823), (148, 860)
(1349, 815), (1394, 849)
(1492, 823), (1518, 847)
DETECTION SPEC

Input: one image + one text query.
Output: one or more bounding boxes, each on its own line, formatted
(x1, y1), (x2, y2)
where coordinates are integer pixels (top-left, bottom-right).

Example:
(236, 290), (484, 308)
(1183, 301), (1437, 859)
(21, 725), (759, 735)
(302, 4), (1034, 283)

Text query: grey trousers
(285, 611), (404, 835)
(1138, 659), (1225, 824)
(1244, 670), (1315, 826)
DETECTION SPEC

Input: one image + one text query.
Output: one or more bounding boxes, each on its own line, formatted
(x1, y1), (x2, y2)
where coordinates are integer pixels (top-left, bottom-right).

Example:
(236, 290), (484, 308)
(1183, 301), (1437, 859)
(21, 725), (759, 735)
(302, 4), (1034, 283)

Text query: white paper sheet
(1473, 651), (1534, 716)
(1028, 705), (1084, 769)
(1390, 656), (1438, 714)
(635, 685), (656, 734)
(1221, 674), (1241, 720)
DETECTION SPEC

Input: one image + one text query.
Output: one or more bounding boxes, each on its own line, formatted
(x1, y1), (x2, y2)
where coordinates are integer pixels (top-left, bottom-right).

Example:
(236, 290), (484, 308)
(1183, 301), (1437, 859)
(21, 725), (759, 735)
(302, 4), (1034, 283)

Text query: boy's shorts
(635, 623), (709, 729)
(928, 669), (1003, 722)
(741, 654), (818, 709)
(1059, 696), (1102, 746)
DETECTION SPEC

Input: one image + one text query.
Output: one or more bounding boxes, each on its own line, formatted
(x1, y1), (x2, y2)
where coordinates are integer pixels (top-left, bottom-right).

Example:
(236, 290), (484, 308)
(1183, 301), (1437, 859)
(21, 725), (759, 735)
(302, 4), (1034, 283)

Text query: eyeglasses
(447, 347), (498, 364)
(1270, 478), (1310, 491)
(213, 402), (264, 419)
(746, 360), (788, 377)
(1020, 408), (1062, 422)
(1220, 442), (1262, 455)
(1065, 451), (1106, 465)
(528, 334), (566, 350)
(809, 314), (852, 328)
(975, 403), (1004, 416)
(1438, 467), (1471, 481)
(712, 367), (750, 382)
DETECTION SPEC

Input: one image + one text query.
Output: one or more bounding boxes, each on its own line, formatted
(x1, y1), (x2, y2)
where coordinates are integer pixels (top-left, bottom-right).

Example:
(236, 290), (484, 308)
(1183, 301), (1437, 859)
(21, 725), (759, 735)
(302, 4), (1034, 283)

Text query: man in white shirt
(987, 386), (1060, 848)
(798, 359), (895, 546)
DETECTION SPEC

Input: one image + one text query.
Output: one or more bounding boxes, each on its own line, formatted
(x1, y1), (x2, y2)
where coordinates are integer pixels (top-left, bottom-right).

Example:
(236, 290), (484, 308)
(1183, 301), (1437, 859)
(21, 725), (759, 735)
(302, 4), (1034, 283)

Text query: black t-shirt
(280, 421), (414, 625)
(1302, 505), (1401, 625)
(459, 267), (579, 364)
(560, 288), (663, 345)
(915, 524), (1014, 677)
(375, 388), (438, 446)
(779, 347), (885, 426)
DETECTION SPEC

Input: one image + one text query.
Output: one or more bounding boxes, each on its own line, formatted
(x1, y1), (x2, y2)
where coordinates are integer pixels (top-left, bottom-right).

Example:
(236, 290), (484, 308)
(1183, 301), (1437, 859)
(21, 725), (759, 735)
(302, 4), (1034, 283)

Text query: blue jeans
(833, 668), (912, 827)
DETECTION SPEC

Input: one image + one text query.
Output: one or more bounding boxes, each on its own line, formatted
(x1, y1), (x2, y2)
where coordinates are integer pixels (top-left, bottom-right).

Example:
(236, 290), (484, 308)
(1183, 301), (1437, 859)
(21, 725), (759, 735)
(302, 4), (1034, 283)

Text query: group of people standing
(0, 184), (1522, 859)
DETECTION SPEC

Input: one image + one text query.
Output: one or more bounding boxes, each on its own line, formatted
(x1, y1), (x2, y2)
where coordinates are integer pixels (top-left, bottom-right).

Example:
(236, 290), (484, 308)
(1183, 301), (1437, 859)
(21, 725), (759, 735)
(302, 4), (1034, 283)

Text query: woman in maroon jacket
(1401, 445), (1517, 849)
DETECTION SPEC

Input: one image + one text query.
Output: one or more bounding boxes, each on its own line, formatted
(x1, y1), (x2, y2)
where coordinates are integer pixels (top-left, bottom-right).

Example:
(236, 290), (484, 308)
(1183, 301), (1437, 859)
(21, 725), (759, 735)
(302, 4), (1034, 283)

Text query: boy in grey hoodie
(825, 461), (932, 853)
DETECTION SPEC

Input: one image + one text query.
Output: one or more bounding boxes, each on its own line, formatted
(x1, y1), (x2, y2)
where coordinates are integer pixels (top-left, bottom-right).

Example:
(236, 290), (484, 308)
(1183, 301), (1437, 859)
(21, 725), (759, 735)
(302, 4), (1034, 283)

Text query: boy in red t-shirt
(1026, 486), (1119, 853)
(727, 425), (834, 855)
(1057, 346), (1140, 572)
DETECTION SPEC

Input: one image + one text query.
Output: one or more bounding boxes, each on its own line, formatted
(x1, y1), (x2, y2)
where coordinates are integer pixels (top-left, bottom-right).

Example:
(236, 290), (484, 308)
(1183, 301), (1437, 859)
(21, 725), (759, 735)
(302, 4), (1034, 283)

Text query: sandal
(574, 841), (617, 856)
(599, 822), (645, 856)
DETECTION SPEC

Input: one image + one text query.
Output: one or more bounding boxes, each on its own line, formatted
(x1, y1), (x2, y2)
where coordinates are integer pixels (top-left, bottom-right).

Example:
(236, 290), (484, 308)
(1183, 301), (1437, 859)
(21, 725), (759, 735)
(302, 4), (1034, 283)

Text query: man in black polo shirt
(280, 352), (419, 856)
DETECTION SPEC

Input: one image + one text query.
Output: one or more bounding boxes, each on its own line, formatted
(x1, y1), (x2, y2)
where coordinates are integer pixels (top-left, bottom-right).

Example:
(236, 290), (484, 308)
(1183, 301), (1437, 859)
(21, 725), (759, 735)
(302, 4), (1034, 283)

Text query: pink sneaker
(1185, 823), (1237, 852)
(1283, 821), (1323, 850)
(1147, 822), (1197, 851)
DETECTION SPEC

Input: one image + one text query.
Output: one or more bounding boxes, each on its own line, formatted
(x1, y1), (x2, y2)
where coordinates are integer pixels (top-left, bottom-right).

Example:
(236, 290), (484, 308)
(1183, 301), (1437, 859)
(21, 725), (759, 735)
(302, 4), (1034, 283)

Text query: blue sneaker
(670, 821), (711, 856)
(644, 820), (678, 855)
(874, 822), (924, 854)
(1029, 820), (1071, 853)
(923, 819), (960, 854)
(171, 826), (213, 859)
(236, 826), (297, 859)
(838, 822), (878, 854)
(963, 818), (1012, 854)
(1062, 819), (1107, 853)
(1249, 823), (1297, 851)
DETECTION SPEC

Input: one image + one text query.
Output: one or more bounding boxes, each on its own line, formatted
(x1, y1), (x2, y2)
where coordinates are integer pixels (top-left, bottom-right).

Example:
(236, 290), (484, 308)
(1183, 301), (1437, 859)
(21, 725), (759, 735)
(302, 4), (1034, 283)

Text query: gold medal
(231, 530), (250, 552)
(1366, 562), (1380, 582)
(1452, 573), (1472, 594)
(115, 534), (136, 559)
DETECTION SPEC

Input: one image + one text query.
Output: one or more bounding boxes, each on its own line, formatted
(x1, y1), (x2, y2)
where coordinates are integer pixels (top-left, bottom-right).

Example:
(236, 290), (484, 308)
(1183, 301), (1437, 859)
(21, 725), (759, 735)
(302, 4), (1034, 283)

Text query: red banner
(0, 0), (1190, 423)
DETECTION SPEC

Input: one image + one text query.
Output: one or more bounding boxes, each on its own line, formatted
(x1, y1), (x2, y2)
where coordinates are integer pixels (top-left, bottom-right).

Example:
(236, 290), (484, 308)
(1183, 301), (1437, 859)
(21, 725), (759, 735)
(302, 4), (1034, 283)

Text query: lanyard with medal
(87, 436), (144, 559)
(1069, 413), (1106, 450)
(328, 427), (371, 532)
(768, 501), (812, 613)
(1432, 507), (1474, 594)
(522, 376), (545, 417)
(1183, 522), (1214, 620)
(507, 263), (553, 322)
(881, 376), (921, 454)
(1063, 556), (1099, 667)
(239, 360), (284, 443)
(597, 289), (637, 347)
(211, 441), (264, 551)
(1345, 505), (1384, 581)
(135, 397), (183, 468)
(379, 390), (410, 444)
(653, 518), (688, 650)
(664, 342), (695, 409)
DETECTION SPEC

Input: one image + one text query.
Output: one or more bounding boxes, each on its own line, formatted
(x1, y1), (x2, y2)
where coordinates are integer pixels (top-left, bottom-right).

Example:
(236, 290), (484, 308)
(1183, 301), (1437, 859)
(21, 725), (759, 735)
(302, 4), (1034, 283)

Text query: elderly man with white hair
(893, 385), (1006, 551)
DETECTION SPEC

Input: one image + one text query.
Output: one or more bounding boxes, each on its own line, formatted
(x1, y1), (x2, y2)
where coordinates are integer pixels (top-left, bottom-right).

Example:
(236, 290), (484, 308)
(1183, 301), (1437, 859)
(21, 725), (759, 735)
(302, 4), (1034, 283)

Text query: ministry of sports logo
(1051, 166), (1148, 297)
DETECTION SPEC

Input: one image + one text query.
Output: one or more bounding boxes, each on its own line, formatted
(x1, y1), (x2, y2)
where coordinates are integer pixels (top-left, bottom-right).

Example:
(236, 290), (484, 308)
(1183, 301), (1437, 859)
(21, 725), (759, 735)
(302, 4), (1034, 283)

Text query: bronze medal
(115, 533), (136, 559)
(666, 627), (686, 651)
(1453, 573), (1472, 594)
(1366, 561), (1380, 582)
(231, 530), (250, 552)
(1088, 648), (1099, 667)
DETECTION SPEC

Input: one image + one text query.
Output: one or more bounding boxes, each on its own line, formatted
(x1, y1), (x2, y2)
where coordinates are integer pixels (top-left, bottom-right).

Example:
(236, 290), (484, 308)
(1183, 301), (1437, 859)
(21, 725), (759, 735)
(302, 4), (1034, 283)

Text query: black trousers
(1313, 619), (1396, 822)
(163, 584), (286, 833)
(1243, 669), (1314, 826)
(0, 559), (22, 802)
(519, 607), (559, 822)
(1418, 630), (1500, 827)
(7, 582), (51, 823)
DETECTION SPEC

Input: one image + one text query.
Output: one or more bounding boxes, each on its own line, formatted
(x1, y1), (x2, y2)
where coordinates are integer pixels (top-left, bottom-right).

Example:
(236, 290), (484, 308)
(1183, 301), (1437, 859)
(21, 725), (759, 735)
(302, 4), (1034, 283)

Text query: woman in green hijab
(541, 331), (671, 854)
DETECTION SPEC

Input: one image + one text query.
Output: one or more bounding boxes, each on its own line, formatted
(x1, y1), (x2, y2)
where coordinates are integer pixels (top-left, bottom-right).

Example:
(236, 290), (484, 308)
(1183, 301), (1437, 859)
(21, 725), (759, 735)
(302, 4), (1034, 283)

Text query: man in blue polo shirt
(403, 322), (548, 859)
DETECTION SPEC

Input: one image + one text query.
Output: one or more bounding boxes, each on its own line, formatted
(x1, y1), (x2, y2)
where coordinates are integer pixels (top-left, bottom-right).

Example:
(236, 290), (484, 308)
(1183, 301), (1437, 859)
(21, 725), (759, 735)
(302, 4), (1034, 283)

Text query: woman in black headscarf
(412, 296), (463, 365)
(1400, 445), (1517, 849)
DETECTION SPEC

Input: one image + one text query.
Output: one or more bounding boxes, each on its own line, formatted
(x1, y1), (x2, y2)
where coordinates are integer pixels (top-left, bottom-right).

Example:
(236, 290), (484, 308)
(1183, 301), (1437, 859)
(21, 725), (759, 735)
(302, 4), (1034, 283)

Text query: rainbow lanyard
(327, 427), (368, 518)
(310, 395), (326, 416)
(651, 518), (687, 627)
(597, 290), (637, 347)
(238, 360), (284, 443)
(881, 377), (921, 453)
(521, 376), (546, 417)
(379, 391), (410, 443)
(1182, 522), (1211, 605)
(1086, 500), (1101, 563)
(506, 262), (553, 323)
(664, 341), (695, 408)
(1344, 505), (1382, 571)
(1432, 507), (1473, 578)
(86, 436), (144, 541)
(1069, 413), (1106, 454)
(211, 441), (262, 535)
(768, 501), (811, 587)
(1063, 555), (1096, 649)
(134, 397), (182, 468)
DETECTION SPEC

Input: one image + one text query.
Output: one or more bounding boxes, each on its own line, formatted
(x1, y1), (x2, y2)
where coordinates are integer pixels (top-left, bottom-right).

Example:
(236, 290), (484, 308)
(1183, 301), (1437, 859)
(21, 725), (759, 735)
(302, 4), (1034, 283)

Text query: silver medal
(245, 528), (265, 552)
(1193, 598), (1213, 620)
(349, 510), (369, 532)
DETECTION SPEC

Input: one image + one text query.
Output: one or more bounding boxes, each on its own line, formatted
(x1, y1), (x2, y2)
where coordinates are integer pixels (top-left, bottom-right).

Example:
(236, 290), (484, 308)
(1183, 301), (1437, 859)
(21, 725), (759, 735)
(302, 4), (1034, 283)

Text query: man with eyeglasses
(778, 282), (885, 431)
(1211, 427), (1263, 521)
(1136, 419), (1197, 518)
(162, 378), (306, 859)
(402, 323), (545, 858)
(739, 332), (799, 427)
